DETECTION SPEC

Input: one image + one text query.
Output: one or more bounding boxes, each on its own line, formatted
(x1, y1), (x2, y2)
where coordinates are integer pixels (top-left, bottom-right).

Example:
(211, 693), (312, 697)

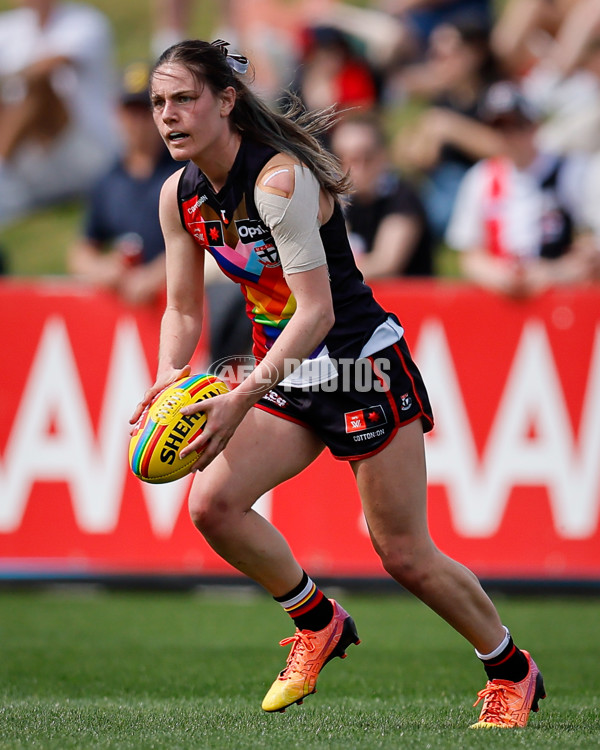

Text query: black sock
(481, 634), (530, 683)
(274, 571), (334, 631)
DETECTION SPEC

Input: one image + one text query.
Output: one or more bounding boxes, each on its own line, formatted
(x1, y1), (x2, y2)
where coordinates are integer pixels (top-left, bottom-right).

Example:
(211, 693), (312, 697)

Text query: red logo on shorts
(344, 405), (387, 433)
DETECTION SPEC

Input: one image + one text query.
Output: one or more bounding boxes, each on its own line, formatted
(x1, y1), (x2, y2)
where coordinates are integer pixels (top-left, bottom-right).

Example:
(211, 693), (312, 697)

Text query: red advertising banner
(1, 278), (599, 580)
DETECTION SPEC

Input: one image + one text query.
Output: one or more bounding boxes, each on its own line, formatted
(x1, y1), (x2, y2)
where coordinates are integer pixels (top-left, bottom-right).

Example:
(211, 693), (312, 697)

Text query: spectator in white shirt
(0, 0), (120, 226)
(446, 81), (600, 297)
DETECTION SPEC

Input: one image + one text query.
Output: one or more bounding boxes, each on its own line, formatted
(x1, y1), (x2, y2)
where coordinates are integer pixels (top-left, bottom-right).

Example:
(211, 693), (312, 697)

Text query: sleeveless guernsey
(177, 137), (389, 362)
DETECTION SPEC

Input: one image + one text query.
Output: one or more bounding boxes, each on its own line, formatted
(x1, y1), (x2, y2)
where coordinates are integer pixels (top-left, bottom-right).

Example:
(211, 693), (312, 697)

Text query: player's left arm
(180, 158), (336, 469)
(247, 157), (336, 383)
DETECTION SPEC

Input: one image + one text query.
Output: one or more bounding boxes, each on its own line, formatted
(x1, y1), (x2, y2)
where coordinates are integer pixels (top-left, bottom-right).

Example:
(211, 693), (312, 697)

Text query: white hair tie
(211, 39), (249, 75)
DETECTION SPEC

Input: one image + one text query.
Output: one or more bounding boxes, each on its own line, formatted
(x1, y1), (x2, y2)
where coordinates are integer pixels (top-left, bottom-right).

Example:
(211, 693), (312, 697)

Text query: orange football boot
(470, 650), (546, 729)
(261, 599), (360, 712)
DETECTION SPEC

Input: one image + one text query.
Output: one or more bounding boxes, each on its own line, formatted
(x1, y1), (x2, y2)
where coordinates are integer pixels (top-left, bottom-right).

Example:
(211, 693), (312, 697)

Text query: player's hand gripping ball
(129, 373), (229, 483)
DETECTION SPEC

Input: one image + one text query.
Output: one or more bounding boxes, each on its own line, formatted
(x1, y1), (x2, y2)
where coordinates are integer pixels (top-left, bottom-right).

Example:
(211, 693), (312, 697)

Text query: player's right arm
(130, 169), (204, 424)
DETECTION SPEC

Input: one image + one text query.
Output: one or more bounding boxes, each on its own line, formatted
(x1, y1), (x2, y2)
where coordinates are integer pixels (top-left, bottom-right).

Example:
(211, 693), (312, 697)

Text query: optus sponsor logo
(235, 219), (271, 242)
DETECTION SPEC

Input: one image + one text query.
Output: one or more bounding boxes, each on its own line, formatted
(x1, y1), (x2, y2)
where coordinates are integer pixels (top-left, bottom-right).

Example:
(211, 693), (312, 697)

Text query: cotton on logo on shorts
(344, 405), (387, 433)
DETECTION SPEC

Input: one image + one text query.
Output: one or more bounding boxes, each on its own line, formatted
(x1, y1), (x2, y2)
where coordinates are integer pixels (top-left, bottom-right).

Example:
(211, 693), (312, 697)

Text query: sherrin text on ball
(129, 373), (229, 483)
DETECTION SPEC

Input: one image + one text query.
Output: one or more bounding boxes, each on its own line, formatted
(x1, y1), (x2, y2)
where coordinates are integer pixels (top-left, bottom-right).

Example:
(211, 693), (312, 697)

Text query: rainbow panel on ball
(129, 373), (229, 484)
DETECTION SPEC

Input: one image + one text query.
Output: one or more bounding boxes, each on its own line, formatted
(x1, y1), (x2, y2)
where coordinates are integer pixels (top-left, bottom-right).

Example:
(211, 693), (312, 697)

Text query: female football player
(130, 39), (544, 728)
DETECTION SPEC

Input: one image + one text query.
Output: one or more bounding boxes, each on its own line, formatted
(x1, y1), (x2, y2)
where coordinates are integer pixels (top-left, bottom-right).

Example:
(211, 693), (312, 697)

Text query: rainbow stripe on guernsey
(129, 373), (226, 481)
(209, 240), (296, 357)
(180, 170), (298, 360)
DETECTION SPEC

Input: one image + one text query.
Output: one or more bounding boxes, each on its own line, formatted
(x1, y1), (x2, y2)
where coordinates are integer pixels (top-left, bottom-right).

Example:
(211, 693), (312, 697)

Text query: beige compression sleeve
(254, 165), (327, 275)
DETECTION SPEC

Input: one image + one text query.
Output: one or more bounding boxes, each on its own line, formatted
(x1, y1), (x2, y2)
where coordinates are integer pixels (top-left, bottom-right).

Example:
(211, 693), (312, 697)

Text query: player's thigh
(351, 418), (431, 546)
(189, 405), (325, 513)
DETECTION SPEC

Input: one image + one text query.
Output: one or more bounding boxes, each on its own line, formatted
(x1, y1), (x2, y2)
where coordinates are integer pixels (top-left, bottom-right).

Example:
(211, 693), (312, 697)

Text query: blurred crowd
(1, 0), (600, 322)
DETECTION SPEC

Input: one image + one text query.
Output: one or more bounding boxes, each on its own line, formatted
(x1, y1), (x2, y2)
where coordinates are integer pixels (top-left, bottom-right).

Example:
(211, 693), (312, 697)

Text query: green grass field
(0, 589), (598, 749)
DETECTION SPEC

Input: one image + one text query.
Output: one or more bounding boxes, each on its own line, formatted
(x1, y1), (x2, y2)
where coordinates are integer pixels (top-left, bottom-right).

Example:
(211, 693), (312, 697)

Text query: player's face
(150, 63), (234, 162)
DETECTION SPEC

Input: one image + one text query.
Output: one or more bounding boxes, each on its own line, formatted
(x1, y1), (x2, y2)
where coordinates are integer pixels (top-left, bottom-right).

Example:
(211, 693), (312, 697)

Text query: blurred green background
(0, 0), (219, 275)
(0, 0), (499, 277)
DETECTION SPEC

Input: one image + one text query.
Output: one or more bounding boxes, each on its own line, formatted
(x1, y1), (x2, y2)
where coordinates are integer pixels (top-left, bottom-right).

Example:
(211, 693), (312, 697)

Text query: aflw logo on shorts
(344, 405), (387, 433)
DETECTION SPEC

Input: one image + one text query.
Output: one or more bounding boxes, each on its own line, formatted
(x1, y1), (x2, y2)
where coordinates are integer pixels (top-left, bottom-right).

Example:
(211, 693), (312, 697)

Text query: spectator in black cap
(446, 80), (600, 297)
(67, 61), (179, 305)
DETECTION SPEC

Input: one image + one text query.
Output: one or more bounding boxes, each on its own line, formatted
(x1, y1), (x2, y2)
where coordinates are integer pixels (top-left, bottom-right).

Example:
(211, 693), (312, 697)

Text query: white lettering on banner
(415, 320), (600, 539)
(253, 492), (272, 520)
(570, 323), (600, 536)
(0, 316), (190, 536)
(143, 475), (192, 537)
(1, 312), (598, 542)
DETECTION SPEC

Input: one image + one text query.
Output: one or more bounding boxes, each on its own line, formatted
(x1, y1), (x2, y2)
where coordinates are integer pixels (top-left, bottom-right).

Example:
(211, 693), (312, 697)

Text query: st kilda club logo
(253, 240), (281, 268)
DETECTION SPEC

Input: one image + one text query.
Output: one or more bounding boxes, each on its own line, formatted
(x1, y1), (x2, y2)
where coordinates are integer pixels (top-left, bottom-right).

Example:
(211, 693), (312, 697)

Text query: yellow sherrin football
(129, 373), (229, 483)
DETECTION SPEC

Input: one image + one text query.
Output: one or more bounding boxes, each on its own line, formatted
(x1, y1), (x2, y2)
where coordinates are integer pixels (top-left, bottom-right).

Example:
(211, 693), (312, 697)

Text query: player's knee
(378, 539), (434, 593)
(188, 487), (232, 537)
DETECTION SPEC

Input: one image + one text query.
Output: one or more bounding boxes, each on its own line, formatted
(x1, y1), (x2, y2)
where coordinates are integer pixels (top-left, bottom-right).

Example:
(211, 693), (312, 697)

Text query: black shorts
(254, 337), (434, 460)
